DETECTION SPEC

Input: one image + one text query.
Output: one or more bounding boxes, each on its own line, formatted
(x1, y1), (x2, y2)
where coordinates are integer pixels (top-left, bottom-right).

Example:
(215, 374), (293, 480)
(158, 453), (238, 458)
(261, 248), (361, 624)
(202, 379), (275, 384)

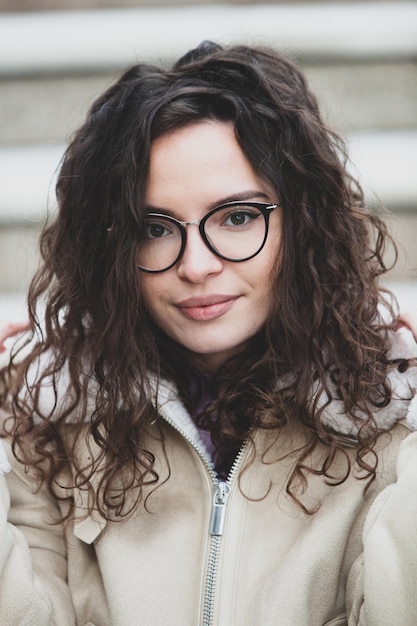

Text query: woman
(1, 41), (417, 625)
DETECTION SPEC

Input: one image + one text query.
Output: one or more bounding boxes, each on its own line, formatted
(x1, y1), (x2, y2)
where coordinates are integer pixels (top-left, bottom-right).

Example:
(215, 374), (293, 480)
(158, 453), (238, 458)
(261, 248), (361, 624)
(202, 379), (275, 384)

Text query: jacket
(1, 327), (417, 625)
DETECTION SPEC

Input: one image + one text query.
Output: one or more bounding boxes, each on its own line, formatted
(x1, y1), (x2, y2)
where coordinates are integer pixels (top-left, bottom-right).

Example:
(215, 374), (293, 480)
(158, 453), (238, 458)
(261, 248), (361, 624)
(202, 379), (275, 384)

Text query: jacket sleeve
(347, 430), (417, 625)
(0, 439), (76, 626)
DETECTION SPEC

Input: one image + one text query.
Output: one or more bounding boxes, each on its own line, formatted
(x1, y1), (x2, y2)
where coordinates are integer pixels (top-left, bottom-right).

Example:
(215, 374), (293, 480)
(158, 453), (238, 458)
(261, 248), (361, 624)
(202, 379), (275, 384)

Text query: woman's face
(140, 120), (282, 372)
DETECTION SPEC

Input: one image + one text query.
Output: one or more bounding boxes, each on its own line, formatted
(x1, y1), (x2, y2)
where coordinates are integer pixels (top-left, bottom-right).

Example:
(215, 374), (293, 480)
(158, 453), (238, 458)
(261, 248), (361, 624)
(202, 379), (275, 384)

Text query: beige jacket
(1, 328), (417, 625)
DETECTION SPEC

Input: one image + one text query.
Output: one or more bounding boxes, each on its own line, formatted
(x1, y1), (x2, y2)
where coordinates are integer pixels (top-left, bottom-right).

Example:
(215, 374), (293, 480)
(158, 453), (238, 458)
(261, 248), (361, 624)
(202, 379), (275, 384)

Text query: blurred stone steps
(0, 1), (416, 313)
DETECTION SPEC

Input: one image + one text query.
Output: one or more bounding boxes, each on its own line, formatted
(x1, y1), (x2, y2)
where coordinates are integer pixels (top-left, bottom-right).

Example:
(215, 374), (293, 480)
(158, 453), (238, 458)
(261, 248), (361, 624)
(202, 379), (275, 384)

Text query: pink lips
(175, 295), (239, 322)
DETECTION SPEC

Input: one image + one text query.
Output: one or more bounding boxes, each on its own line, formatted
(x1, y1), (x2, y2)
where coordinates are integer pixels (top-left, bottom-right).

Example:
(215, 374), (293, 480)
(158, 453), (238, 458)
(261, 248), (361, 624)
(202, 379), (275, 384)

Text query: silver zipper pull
(209, 481), (231, 536)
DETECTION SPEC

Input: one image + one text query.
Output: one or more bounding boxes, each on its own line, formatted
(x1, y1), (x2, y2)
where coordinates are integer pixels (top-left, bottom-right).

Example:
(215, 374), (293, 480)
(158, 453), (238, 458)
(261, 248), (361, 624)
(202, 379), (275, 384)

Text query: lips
(175, 295), (239, 322)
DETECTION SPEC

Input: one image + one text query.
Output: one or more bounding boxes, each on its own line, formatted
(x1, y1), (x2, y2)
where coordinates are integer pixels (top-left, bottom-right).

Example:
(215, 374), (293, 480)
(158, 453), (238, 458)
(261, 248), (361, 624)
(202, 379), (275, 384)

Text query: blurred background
(0, 0), (416, 320)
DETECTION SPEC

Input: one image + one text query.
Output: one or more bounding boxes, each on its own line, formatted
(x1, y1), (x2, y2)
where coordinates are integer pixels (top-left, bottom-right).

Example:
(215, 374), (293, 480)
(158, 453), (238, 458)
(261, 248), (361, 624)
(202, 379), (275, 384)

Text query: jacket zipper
(202, 446), (247, 626)
(157, 406), (247, 626)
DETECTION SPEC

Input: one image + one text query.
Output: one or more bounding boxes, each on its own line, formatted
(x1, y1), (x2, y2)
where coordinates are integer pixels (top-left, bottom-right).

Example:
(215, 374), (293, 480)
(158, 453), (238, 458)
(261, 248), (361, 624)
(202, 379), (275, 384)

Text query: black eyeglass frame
(138, 200), (279, 273)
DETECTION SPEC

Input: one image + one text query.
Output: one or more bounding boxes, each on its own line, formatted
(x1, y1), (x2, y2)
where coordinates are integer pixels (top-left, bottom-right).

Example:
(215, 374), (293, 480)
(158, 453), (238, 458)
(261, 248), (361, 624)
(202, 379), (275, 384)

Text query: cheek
(139, 276), (163, 316)
(257, 240), (280, 286)
(259, 274), (276, 316)
(267, 209), (283, 260)
(265, 230), (282, 285)
(252, 243), (280, 314)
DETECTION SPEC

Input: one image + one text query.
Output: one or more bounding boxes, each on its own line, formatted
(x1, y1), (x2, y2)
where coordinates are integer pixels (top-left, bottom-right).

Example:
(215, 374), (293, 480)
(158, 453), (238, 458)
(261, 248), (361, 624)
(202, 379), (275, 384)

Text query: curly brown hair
(3, 41), (397, 518)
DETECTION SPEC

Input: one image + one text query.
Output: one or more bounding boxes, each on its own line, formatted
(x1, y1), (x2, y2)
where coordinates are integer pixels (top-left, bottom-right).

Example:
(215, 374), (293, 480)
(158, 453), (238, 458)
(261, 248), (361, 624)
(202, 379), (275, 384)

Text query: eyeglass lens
(137, 203), (270, 272)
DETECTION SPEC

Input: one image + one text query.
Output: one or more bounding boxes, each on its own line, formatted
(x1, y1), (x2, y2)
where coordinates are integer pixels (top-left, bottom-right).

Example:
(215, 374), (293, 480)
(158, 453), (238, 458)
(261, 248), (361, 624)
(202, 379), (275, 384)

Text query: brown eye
(222, 209), (260, 227)
(145, 220), (172, 239)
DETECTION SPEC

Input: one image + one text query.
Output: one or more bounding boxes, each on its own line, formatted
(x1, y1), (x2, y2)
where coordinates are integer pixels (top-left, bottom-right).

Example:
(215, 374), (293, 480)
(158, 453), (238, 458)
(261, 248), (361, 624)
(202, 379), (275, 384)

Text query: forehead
(145, 121), (269, 216)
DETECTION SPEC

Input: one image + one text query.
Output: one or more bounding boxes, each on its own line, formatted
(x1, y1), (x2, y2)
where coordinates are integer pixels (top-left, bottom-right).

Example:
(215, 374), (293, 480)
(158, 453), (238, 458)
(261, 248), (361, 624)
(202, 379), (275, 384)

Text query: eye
(144, 218), (172, 239)
(223, 208), (260, 227)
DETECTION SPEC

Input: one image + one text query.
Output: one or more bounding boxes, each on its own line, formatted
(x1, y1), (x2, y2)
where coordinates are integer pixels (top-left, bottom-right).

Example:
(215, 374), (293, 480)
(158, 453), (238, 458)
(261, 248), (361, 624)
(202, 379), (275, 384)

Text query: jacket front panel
(67, 424), (213, 626)
(54, 418), (408, 626)
(205, 426), (405, 626)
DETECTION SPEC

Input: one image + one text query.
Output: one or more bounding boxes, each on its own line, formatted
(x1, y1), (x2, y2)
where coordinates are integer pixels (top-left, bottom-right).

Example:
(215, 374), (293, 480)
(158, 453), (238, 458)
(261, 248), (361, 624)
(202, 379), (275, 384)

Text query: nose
(176, 224), (223, 283)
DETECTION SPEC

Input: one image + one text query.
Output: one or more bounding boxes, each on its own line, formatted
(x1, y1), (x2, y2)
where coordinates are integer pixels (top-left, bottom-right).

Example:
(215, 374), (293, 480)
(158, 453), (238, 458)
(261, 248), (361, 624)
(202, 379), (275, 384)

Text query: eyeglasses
(137, 201), (279, 273)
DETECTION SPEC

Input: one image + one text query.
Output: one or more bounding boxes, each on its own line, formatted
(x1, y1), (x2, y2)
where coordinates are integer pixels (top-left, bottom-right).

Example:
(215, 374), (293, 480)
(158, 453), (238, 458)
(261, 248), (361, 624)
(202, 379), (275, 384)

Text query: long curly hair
(3, 41), (397, 518)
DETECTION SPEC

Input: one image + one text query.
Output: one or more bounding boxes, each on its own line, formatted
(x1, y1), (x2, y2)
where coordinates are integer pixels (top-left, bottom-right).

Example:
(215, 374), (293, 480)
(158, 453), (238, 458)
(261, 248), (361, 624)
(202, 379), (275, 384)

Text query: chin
(185, 341), (248, 371)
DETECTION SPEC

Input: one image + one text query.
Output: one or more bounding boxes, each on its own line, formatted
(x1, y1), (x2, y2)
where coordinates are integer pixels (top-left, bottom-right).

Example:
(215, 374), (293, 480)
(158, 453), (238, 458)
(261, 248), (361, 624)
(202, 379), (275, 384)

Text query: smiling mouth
(175, 296), (239, 322)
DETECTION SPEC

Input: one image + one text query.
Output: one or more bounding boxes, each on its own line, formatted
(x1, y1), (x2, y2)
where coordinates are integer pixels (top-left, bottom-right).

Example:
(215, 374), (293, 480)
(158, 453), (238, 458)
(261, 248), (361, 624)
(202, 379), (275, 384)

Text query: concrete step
(1, 2), (416, 146)
(1, 59), (416, 148)
(1, 2), (416, 77)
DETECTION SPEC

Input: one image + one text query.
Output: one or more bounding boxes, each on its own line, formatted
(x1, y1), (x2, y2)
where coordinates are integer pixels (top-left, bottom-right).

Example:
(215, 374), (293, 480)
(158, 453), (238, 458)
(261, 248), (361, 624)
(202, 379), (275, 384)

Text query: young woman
(1, 41), (417, 625)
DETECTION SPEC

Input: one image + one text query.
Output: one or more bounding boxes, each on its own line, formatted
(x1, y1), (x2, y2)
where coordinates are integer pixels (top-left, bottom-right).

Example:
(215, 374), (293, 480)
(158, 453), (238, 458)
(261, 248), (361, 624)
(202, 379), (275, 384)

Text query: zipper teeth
(157, 406), (218, 484)
(202, 536), (221, 626)
(201, 442), (248, 626)
(158, 404), (248, 626)
(226, 442), (247, 487)
(157, 405), (248, 485)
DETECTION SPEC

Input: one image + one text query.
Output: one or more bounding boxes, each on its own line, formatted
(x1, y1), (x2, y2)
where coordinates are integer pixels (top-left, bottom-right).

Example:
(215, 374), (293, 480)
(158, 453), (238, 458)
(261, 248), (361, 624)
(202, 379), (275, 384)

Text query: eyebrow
(144, 190), (271, 216)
